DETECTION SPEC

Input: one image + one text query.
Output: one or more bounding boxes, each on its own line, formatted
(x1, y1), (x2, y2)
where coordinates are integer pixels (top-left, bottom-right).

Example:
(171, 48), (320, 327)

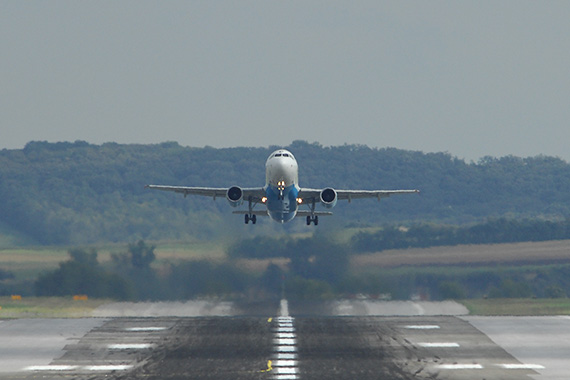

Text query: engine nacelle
(320, 188), (338, 209)
(226, 186), (243, 207)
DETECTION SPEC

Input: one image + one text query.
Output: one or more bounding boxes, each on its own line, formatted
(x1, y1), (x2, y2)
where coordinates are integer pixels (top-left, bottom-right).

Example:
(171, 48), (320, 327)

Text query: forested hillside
(1, 140), (570, 245)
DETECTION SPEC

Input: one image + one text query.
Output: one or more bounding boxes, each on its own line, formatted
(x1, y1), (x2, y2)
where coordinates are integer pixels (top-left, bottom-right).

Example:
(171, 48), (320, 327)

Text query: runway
(0, 300), (568, 380)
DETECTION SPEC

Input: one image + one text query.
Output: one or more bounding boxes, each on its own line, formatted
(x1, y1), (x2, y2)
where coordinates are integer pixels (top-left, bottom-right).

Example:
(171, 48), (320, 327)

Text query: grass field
(0, 241), (229, 282)
(0, 296), (110, 318)
(461, 298), (570, 316)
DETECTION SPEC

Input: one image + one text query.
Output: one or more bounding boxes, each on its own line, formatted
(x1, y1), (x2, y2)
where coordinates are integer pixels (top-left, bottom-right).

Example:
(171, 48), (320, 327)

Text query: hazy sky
(2, 1), (570, 161)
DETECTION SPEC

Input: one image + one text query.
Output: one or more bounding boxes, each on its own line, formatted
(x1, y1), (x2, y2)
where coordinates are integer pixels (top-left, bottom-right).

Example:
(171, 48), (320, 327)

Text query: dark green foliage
(165, 260), (249, 299)
(109, 241), (161, 300)
(285, 277), (334, 300)
(544, 285), (566, 298)
(258, 264), (284, 296)
(229, 233), (351, 300)
(2, 141), (570, 245)
(229, 233), (350, 287)
(352, 218), (570, 253)
(35, 248), (133, 300)
(0, 268), (15, 281)
(35, 242), (250, 301)
(128, 240), (156, 269)
(438, 281), (467, 300)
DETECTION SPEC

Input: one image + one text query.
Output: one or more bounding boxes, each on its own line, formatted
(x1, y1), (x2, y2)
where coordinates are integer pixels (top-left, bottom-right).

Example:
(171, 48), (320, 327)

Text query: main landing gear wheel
(306, 215), (318, 226)
(245, 214), (257, 224)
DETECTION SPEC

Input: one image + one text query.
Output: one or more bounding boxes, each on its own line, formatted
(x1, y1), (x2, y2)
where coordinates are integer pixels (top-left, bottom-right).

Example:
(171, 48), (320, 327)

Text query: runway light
(296, 198), (303, 204)
(262, 197), (267, 203)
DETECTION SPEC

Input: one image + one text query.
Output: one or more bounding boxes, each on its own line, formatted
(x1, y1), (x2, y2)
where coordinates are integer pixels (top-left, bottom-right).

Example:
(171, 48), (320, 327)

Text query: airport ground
(2, 239), (570, 379)
(0, 299), (568, 380)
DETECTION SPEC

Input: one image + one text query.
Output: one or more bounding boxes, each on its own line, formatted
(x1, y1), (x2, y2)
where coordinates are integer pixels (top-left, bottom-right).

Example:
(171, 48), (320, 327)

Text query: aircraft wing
(145, 185), (266, 201)
(298, 188), (419, 202)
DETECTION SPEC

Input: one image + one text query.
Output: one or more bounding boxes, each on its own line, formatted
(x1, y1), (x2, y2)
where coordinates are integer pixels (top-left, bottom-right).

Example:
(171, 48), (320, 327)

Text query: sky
(2, 1), (570, 161)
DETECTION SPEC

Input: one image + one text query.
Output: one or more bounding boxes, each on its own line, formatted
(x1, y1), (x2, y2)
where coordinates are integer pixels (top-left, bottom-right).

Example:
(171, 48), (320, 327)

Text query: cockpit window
(275, 154), (282, 157)
(282, 153), (289, 157)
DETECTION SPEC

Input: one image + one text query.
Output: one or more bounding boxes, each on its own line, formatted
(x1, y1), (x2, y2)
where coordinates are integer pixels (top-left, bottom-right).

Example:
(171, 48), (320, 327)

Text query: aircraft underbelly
(266, 185), (298, 223)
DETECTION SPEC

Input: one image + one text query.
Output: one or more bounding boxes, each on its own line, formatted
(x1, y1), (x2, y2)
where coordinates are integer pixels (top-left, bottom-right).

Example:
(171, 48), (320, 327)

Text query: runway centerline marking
(275, 353), (297, 360)
(274, 360), (298, 367)
(274, 345), (297, 353)
(276, 332), (296, 338)
(275, 338), (296, 345)
(271, 299), (299, 379)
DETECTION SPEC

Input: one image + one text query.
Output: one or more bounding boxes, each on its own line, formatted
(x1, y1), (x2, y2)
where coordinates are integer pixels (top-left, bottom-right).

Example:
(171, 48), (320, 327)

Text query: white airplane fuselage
(264, 149), (300, 223)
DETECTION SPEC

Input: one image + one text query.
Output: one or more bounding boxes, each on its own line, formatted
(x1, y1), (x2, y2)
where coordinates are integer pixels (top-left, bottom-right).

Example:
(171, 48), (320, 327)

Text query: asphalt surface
(0, 300), (567, 380)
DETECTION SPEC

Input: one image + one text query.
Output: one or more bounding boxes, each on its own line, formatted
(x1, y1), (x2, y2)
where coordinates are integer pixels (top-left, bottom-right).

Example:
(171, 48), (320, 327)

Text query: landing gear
(245, 214), (257, 224)
(306, 198), (318, 225)
(244, 196), (257, 224)
(306, 215), (318, 226)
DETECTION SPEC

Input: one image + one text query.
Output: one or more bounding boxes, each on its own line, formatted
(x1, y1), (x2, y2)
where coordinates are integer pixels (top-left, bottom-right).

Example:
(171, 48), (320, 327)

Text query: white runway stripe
(25, 365), (77, 371)
(276, 332), (296, 338)
(437, 364), (483, 369)
(83, 365), (133, 371)
(275, 338), (296, 345)
(108, 343), (153, 349)
(418, 342), (460, 348)
(274, 345), (297, 352)
(273, 360), (298, 367)
(275, 366), (298, 374)
(404, 325), (440, 329)
(275, 353), (297, 360)
(125, 327), (167, 332)
(25, 365), (134, 372)
(500, 363), (545, 369)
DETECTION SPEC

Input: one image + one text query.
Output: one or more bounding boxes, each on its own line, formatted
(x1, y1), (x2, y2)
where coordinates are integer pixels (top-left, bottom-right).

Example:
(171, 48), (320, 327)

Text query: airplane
(145, 149), (419, 225)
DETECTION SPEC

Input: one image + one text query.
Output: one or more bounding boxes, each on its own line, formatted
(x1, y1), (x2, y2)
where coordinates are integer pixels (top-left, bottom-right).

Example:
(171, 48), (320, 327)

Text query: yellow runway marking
(260, 360), (273, 372)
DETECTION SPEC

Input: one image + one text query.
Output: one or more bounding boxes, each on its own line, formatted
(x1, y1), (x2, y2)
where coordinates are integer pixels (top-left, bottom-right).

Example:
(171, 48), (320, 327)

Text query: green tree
(34, 248), (132, 300)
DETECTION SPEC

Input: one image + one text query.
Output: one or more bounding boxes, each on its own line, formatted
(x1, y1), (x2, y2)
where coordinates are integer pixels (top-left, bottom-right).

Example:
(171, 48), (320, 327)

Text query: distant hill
(1, 140), (570, 245)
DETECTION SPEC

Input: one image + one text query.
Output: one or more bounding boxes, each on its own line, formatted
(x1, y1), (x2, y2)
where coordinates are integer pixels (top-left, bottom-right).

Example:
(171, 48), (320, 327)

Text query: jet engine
(320, 188), (338, 208)
(226, 186), (243, 207)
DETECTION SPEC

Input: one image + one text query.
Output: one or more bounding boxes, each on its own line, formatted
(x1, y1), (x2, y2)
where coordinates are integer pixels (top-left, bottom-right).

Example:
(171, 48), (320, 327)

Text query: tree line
(351, 218), (570, 253)
(2, 140), (570, 245)
(25, 234), (570, 302)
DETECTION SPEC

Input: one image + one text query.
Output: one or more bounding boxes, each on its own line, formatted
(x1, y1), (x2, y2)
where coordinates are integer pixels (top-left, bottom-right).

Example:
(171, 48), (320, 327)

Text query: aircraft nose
(271, 158), (290, 175)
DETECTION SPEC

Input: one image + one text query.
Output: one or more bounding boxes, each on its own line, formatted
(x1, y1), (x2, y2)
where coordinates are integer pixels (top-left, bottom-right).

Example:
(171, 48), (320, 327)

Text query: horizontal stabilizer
(296, 211), (333, 216)
(232, 210), (269, 216)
